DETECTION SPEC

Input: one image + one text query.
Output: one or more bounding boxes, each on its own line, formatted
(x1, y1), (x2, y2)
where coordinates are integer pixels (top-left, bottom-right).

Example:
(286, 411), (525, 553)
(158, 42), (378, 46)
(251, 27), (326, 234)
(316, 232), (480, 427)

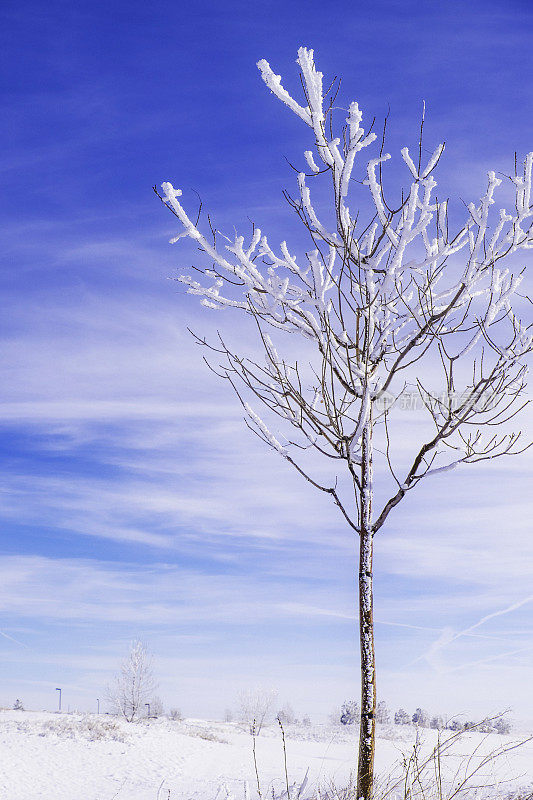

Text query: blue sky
(1, 0), (533, 722)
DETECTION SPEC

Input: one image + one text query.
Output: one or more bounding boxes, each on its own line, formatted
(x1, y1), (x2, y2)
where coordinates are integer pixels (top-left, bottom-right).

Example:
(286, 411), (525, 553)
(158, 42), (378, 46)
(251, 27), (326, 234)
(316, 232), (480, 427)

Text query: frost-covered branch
(157, 46), (532, 533)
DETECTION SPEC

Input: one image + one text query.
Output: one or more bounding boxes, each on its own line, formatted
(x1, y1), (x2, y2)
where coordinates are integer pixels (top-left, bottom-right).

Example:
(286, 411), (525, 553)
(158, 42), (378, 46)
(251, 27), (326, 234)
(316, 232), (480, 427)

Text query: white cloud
(1, 240), (531, 720)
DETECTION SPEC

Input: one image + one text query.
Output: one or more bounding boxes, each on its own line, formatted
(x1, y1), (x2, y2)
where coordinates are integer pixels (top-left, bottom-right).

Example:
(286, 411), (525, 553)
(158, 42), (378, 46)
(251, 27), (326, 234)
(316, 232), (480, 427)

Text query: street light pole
(55, 687), (62, 712)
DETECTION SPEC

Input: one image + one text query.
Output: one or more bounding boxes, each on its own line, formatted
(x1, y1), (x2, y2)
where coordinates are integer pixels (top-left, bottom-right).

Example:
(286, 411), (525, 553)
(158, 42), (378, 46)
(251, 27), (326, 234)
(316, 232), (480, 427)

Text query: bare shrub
(375, 722), (529, 800)
(189, 729), (228, 744)
(31, 716), (127, 742)
(277, 702), (298, 725)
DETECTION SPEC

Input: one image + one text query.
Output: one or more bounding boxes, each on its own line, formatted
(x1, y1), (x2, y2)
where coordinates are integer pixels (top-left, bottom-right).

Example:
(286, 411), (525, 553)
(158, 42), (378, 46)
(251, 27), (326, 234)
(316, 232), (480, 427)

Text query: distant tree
(430, 715), (444, 730)
(13, 699), (23, 711)
(394, 708), (411, 725)
(107, 640), (158, 723)
(277, 702), (297, 725)
(341, 700), (360, 725)
(494, 717), (512, 735)
(169, 707), (183, 721)
(412, 707), (429, 727)
(375, 700), (390, 724)
(447, 719), (463, 731)
(223, 708), (233, 723)
(148, 696), (164, 718)
(301, 714), (312, 727)
(237, 687), (278, 735)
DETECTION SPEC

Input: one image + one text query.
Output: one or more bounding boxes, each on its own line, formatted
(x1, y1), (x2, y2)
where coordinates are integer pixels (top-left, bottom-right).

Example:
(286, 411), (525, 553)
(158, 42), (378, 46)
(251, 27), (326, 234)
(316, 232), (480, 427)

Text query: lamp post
(55, 687), (62, 712)
(145, 702), (150, 718)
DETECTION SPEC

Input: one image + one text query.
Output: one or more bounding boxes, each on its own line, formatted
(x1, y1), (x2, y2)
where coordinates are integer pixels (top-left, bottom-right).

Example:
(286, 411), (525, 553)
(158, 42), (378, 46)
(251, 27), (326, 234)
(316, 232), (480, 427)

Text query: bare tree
(277, 701), (298, 725)
(107, 640), (158, 723)
(328, 706), (343, 726)
(157, 47), (532, 799)
(147, 696), (164, 718)
(237, 687), (278, 734)
(412, 707), (430, 727)
(375, 700), (390, 724)
(395, 708), (411, 725)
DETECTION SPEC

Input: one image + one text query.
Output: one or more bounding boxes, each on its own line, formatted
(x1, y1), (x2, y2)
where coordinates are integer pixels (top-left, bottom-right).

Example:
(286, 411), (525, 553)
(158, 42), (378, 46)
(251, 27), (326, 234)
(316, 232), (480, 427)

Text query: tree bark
(356, 413), (376, 800)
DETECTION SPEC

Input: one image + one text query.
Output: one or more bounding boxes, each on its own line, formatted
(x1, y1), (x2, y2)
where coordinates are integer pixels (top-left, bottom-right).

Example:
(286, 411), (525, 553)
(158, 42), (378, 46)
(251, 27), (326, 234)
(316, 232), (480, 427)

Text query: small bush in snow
(169, 707), (183, 721)
(33, 716), (127, 741)
(394, 708), (410, 725)
(188, 729), (228, 744)
(277, 703), (297, 725)
(412, 707), (429, 727)
(328, 708), (343, 726)
(340, 700), (359, 725)
(494, 717), (512, 735)
(447, 719), (464, 731)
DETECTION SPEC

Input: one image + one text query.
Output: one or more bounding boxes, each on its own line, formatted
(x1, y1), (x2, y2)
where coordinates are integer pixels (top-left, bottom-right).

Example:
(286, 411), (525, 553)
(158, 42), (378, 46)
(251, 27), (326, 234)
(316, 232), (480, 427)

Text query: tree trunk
(357, 414), (376, 800)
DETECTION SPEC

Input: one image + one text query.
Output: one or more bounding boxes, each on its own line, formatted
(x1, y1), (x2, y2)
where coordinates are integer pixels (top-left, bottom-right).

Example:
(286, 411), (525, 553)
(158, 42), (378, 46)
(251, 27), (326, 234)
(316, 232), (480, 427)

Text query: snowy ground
(1, 710), (532, 800)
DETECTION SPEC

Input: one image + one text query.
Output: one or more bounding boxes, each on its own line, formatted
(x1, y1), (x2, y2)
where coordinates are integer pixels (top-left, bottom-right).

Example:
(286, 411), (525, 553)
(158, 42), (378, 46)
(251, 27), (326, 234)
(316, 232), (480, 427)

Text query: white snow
(1, 710), (532, 800)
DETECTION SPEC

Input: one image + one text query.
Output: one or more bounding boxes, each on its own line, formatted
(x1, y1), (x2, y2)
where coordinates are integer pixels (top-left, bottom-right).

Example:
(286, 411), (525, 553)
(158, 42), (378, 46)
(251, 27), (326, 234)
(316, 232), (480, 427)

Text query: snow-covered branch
(158, 46), (532, 532)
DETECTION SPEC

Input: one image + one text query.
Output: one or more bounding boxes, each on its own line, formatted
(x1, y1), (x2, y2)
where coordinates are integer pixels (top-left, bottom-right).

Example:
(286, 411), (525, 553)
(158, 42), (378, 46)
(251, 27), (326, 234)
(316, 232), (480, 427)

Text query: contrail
(408, 594), (533, 670)
(0, 630), (29, 648)
(455, 595), (533, 641)
(376, 620), (441, 633)
(379, 619), (507, 641)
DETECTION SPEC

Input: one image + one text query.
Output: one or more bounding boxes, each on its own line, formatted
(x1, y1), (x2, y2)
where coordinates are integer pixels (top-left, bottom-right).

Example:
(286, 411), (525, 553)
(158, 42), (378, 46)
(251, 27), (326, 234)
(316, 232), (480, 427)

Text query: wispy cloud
(1, 286), (531, 720)
(1, 0), (533, 719)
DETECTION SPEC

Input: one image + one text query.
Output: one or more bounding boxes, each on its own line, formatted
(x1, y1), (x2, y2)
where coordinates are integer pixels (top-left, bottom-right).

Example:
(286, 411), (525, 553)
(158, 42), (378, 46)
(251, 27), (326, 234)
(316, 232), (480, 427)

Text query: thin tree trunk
(357, 413), (376, 800)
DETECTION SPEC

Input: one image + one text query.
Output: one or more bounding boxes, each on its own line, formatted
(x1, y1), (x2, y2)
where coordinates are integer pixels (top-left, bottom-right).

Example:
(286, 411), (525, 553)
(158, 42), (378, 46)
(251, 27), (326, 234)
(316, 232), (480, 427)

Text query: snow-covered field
(1, 710), (532, 800)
